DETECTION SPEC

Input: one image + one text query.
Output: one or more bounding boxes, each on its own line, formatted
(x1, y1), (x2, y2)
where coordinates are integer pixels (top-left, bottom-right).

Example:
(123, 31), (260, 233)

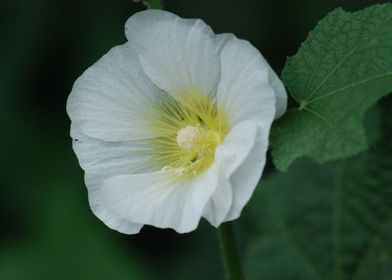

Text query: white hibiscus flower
(66, 10), (287, 234)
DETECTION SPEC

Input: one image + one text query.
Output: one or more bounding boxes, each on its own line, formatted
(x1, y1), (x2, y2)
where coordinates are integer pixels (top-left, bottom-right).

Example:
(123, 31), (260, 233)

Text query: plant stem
(142, 0), (164, 9)
(217, 222), (245, 280)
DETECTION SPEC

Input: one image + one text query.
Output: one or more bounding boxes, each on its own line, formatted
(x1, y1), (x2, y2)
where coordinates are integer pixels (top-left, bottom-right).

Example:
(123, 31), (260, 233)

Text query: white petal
(217, 37), (287, 125)
(70, 125), (153, 176)
(203, 121), (258, 226)
(215, 33), (236, 50)
(101, 167), (221, 233)
(87, 172), (144, 234)
(125, 10), (222, 100)
(67, 43), (159, 142)
(215, 40), (286, 220)
(269, 65), (288, 119)
(202, 176), (232, 227)
(224, 127), (268, 221)
(71, 125), (148, 234)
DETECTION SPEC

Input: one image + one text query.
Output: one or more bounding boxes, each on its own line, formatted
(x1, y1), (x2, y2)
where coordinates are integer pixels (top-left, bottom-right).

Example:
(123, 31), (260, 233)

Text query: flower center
(176, 125), (202, 150)
(146, 90), (228, 179)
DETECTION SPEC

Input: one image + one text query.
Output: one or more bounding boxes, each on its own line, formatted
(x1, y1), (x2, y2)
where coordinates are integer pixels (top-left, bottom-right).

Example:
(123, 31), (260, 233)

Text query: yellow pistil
(145, 89), (228, 179)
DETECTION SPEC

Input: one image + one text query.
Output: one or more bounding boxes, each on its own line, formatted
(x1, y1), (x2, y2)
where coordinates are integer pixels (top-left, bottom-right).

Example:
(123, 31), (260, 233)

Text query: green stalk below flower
(217, 222), (245, 280)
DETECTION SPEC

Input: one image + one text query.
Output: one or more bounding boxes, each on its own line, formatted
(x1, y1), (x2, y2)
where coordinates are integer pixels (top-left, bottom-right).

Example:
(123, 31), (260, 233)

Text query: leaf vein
(307, 71), (392, 105)
(305, 44), (360, 102)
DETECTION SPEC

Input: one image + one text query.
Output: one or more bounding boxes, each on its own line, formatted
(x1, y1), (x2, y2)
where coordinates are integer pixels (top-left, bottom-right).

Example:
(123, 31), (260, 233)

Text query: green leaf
(271, 4), (392, 171)
(243, 100), (392, 279)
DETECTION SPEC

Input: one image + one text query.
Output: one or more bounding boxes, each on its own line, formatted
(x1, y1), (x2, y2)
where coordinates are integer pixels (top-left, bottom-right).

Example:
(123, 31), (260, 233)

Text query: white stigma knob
(176, 125), (201, 150)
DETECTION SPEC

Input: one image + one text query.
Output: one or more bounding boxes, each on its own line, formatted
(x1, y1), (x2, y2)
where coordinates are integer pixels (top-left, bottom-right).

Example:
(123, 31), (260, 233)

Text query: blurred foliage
(1, 0), (391, 279)
(243, 97), (392, 279)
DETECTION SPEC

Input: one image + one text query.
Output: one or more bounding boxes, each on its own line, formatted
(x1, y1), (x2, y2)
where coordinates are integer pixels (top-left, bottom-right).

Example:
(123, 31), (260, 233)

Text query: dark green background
(1, 0), (389, 279)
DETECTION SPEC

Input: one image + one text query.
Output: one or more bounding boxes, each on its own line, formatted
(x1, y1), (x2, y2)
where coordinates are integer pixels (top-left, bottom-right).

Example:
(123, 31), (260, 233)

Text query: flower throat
(146, 89), (228, 178)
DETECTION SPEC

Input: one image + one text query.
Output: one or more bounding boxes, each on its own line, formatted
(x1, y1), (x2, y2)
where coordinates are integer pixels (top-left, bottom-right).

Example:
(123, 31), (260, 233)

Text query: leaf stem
(141, 0), (164, 9)
(217, 222), (245, 280)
